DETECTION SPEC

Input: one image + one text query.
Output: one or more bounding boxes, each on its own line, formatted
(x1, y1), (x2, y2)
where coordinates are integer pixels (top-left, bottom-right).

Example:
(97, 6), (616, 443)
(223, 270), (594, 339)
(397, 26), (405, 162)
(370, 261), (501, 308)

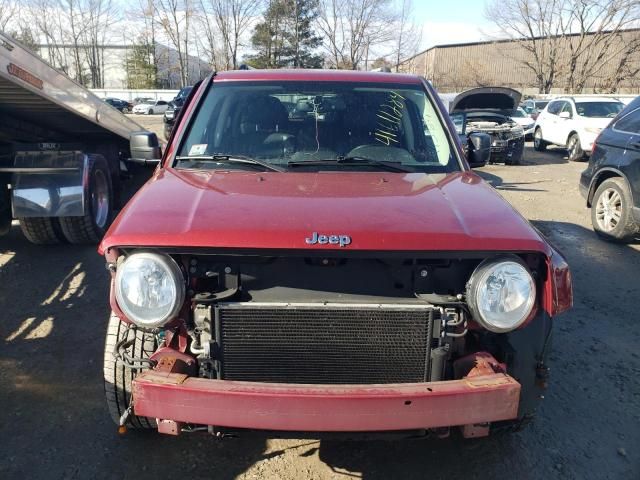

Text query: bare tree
(126, 0), (160, 87)
(317, 0), (395, 69)
(486, 0), (640, 93)
(392, 0), (421, 72)
(563, 0), (640, 92)
(485, 0), (570, 93)
(198, 0), (262, 70)
(156, 0), (194, 86)
(0, 0), (18, 31)
(79, 0), (120, 88)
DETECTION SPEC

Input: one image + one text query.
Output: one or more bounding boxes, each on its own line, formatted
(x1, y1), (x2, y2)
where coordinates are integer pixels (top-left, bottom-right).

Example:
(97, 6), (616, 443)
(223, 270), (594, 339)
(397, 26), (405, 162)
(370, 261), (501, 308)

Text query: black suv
(163, 86), (193, 139)
(104, 97), (132, 113)
(579, 96), (640, 242)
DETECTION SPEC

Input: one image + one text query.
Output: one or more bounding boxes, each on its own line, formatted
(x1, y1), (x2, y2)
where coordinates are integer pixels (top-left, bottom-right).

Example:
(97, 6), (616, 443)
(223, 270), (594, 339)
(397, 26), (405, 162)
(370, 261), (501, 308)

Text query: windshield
(575, 102), (623, 118)
(176, 81), (458, 173)
(513, 108), (528, 117)
(535, 101), (549, 109)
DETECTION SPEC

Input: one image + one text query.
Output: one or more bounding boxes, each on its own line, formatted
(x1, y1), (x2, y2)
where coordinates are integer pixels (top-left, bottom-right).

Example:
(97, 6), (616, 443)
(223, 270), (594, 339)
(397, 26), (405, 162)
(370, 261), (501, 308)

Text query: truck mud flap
(10, 151), (87, 218)
(0, 181), (10, 236)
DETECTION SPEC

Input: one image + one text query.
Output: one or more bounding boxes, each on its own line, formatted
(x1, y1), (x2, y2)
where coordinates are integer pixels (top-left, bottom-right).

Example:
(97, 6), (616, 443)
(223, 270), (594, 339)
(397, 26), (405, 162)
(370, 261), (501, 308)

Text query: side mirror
(129, 131), (162, 166)
(467, 132), (491, 168)
(559, 111), (571, 119)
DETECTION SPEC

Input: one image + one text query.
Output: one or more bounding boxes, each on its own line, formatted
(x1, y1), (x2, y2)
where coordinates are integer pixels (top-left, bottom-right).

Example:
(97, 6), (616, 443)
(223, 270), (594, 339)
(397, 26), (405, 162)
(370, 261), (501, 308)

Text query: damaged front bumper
(131, 352), (521, 437)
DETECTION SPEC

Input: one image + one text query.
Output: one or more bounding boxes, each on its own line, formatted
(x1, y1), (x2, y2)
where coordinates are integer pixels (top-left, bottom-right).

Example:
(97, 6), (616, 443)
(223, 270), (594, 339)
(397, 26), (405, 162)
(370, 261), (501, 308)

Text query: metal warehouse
(401, 29), (640, 94)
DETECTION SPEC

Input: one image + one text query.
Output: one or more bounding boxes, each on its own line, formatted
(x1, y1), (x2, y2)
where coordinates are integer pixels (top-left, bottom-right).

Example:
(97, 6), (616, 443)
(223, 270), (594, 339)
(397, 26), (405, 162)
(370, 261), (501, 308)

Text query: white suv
(533, 97), (624, 161)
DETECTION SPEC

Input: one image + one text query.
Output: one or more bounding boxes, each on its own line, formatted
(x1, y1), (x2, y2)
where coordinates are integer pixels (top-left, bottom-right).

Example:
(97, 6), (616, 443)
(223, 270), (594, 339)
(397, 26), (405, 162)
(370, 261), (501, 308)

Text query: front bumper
(490, 136), (525, 164)
(132, 355), (521, 435)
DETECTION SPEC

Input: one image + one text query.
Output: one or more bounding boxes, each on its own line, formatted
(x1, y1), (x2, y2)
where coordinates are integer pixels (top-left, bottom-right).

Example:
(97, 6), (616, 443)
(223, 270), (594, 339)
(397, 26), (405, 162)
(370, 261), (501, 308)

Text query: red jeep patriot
(100, 70), (572, 438)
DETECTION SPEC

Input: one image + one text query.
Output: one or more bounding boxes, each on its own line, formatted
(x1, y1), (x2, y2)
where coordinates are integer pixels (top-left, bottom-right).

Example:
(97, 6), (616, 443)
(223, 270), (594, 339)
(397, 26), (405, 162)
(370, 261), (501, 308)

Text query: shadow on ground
(1, 218), (638, 479)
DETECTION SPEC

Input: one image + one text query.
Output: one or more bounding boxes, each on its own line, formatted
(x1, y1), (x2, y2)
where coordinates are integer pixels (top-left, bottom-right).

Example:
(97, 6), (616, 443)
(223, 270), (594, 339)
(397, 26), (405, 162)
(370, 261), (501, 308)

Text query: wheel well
(567, 131), (579, 144)
(588, 171), (622, 206)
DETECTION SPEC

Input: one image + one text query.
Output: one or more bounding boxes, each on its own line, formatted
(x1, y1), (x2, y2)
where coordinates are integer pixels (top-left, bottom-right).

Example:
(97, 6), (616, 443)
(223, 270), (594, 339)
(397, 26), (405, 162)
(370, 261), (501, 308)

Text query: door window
(547, 101), (562, 115)
(613, 107), (640, 134)
(560, 102), (573, 118)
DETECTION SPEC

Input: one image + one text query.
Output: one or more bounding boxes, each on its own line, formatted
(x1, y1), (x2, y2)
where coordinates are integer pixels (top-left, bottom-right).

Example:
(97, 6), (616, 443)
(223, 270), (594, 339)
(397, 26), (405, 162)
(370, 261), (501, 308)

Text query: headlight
(115, 252), (185, 328)
(509, 126), (524, 138)
(466, 256), (536, 333)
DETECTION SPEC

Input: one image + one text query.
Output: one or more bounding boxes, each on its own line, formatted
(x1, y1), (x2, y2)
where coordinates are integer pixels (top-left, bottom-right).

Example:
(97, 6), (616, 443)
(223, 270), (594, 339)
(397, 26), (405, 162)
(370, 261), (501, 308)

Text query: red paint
(132, 371), (520, 433)
(213, 69), (423, 85)
(100, 170), (550, 253)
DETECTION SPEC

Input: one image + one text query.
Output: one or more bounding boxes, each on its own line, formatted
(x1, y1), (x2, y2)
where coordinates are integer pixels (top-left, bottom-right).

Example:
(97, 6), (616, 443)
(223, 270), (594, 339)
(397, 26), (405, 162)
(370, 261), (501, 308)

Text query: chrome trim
(11, 152), (87, 217)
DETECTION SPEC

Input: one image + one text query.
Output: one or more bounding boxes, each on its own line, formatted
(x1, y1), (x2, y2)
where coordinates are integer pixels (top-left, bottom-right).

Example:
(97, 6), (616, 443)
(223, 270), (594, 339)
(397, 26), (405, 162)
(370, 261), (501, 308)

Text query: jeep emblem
(305, 232), (351, 247)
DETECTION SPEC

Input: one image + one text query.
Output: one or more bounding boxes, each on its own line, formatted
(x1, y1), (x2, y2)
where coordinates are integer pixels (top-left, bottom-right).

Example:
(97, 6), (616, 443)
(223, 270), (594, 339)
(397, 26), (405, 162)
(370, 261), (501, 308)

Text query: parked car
(132, 96), (154, 105)
(163, 86), (193, 139)
(101, 70), (572, 439)
(509, 107), (535, 139)
(132, 99), (170, 115)
(533, 97), (624, 161)
(450, 87), (525, 165)
(579, 95), (640, 242)
(521, 99), (549, 120)
(103, 97), (132, 113)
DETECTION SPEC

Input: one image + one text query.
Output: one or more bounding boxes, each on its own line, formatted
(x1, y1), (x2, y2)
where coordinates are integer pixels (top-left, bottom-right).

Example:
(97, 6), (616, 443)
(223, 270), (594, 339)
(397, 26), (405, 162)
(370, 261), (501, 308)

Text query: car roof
(554, 96), (623, 103)
(214, 69), (423, 85)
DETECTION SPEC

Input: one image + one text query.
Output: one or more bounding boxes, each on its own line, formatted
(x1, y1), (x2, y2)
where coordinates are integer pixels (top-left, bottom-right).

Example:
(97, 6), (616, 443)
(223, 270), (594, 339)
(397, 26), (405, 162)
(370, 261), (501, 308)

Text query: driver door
(556, 101), (574, 146)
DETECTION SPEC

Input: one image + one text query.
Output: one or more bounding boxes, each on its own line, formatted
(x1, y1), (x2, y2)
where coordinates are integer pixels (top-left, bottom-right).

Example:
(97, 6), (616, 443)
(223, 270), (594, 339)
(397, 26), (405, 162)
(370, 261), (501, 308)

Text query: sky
(413, 0), (498, 51)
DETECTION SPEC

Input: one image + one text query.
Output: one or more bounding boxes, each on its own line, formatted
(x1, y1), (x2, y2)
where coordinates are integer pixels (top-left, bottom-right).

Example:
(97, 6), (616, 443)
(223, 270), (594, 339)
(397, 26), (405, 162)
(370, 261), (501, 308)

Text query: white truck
(0, 32), (153, 244)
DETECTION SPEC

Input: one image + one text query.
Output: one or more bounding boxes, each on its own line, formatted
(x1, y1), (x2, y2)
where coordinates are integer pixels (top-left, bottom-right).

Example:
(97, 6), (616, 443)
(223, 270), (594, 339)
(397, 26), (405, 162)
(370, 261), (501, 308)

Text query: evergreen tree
(125, 41), (158, 89)
(248, 0), (323, 69)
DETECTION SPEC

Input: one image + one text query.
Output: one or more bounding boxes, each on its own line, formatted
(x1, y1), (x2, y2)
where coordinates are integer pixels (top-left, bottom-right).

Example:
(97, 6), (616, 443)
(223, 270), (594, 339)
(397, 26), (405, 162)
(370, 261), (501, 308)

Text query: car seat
(237, 95), (294, 158)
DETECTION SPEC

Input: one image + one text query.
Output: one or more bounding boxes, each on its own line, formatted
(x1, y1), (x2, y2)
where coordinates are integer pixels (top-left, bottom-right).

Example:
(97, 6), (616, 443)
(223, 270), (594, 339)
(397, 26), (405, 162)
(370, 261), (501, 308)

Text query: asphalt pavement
(0, 143), (638, 479)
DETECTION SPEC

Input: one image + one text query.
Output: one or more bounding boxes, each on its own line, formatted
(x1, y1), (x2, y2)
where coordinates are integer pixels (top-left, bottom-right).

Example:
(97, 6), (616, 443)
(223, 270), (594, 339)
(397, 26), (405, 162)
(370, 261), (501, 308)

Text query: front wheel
(148, 109), (154, 115)
(104, 312), (157, 429)
(533, 128), (547, 151)
(59, 155), (113, 244)
(567, 133), (586, 162)
(591, 178), (639, 242)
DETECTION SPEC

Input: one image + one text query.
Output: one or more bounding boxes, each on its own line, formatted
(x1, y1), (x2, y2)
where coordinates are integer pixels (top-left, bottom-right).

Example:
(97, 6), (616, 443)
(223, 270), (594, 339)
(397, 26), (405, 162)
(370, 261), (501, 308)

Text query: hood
(451, 87), (522, 115)
(100, 169), (550, 255)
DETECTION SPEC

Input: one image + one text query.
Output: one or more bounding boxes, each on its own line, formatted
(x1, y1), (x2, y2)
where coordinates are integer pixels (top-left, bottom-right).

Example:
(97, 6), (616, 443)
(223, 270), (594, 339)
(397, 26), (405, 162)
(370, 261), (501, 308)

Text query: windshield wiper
(175, 154), (284, 172)
(288, 156), (415, 173)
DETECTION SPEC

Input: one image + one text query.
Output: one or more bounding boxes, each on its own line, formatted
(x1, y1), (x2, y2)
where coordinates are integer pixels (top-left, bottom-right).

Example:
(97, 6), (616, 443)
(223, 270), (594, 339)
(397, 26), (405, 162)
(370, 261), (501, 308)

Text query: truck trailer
(0, 32), (150, 244)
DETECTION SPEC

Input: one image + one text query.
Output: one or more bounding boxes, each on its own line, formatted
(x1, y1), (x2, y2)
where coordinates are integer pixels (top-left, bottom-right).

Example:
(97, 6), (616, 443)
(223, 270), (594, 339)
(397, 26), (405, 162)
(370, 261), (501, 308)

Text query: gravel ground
(0, 133), (638, 479)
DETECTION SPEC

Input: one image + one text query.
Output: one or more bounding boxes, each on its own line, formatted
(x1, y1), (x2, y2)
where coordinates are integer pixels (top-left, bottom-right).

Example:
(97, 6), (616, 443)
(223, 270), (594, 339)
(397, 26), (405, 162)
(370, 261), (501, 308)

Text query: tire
(591, 177), (639, 242)
(18, 217), (66, 245)
(122, 107), (130, 114)
(567, 133), (586, 162)
(533, 128), (547, 151)
(59, 155), (113, 244)
(104, 312), (157, 429)
(148, 109), (154, 115)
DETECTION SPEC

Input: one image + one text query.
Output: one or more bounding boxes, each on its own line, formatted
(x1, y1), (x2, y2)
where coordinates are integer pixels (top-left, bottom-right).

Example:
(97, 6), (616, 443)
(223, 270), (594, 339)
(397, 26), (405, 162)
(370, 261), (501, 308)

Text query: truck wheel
(533, 128), (547, 151)
(104, 312), (157, 429)
(18, 217), (66, 244)
(591, 178), (639, 242)
(567, 133), (586, 162)
(59, 155), (113, 244)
